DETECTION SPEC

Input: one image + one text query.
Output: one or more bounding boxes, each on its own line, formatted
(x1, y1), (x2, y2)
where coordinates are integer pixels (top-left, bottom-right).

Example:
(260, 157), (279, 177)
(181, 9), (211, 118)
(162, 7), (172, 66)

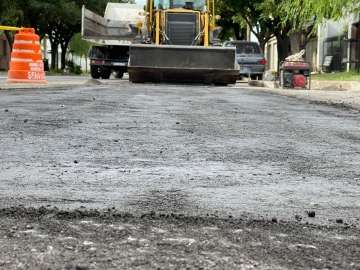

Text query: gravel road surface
(0, 80), (359, 269)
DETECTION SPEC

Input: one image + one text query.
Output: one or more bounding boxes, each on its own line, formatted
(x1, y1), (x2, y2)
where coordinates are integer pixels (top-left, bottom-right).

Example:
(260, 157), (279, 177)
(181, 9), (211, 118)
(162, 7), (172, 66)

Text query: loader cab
(153, 0), (207, 10)
(143, 0), (215, 46)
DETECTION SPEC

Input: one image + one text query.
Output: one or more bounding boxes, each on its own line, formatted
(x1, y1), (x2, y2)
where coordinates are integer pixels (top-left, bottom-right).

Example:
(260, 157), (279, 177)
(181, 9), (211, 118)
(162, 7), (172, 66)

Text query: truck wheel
(114, 71), (123, 79)
(90, 65), (100, 79)
(100, 67), (111, 79)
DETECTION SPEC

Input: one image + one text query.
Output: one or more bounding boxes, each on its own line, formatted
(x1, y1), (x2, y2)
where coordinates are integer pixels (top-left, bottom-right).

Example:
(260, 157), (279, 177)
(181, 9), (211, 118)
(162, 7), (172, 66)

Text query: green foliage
(215, 2), (243, 41)
(312, 70), (360, 81)
(65, 59), (83, 75)
(69, 33), (95, 58)
(0, 0), (22, 32)
(49, 68), (64, 74)
(217, 0), (276, 52)
(279, 0), (360, 33)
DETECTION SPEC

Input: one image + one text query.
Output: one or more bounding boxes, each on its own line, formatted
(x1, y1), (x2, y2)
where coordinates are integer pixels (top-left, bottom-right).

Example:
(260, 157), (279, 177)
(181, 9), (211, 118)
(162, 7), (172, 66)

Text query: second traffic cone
(6, 28), (46, 84)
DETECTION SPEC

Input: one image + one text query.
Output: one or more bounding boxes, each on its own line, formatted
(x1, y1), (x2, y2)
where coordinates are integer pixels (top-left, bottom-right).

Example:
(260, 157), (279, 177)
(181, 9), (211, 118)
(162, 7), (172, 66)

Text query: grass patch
(312, 70), (360, 81)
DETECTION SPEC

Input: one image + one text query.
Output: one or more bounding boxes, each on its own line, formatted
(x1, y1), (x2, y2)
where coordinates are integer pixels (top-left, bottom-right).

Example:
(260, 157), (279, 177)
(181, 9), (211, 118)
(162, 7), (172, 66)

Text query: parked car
(222, 41), (266, 80)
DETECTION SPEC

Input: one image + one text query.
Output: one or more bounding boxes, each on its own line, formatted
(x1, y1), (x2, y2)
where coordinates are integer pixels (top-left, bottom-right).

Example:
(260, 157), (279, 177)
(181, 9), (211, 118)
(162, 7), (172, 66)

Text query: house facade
(266, 13), (359, 74)
(266, 34), (319, 73)
(318, 14), (359, 72)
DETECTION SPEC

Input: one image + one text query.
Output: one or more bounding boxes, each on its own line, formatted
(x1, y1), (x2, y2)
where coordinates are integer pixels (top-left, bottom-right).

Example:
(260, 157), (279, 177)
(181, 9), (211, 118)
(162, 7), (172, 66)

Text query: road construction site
(0, 76), (359, 269)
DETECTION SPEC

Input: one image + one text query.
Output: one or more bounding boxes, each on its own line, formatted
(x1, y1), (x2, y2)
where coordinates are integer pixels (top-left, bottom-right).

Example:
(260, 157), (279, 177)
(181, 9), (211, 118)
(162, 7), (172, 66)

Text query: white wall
(317, 13), (359, 71)
(41, 35), (88, 72)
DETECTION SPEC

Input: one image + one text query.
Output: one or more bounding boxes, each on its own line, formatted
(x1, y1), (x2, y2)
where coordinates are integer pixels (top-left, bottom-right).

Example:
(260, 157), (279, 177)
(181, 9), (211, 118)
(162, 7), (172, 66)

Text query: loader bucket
(128, 44), (239, 85)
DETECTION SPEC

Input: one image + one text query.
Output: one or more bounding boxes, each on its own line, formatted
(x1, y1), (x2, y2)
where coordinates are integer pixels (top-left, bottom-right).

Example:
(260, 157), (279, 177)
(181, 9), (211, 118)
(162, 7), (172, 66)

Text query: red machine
(278, 61), (311, 89)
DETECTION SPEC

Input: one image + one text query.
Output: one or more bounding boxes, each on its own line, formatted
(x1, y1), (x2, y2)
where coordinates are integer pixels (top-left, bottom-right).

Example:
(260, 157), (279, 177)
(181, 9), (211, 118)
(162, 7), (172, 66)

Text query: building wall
(41, 35), (88, 71)
(0, 35), (11, 70)
(265, 13), (359, 74)
(266, 37), (278, 72)
(305, 38), (317, 72)
(317, 13), (359, 72)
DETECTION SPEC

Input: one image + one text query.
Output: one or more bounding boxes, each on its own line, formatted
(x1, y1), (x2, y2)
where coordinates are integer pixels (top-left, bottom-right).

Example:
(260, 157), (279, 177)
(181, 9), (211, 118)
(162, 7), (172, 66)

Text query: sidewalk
(249, 79), (360, 91)
(248, 79), (360, 111)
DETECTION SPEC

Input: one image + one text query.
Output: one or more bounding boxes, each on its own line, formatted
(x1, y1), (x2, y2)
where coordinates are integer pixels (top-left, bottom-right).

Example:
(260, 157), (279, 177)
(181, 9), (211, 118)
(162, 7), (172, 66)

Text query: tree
(69, 33), (96, 73)
(2, 0), (127, 70)
(231, 3), (275, 52)
(280, 0), (360, 34)
(46, 0), (134, 70)
(0, 0), (23, 51)
(69, 33), (94, 59)
(215, 2), (247, 41)
(220, 0), (292, 62)
(46, 1), (82, 69)
(16, 0), (59, 39)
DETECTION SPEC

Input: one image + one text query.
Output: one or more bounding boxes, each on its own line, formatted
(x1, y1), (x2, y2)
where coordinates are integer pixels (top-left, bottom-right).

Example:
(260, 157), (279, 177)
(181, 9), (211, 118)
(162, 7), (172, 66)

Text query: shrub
(50, 68), (64, 74)
(66, 60), (83, 75)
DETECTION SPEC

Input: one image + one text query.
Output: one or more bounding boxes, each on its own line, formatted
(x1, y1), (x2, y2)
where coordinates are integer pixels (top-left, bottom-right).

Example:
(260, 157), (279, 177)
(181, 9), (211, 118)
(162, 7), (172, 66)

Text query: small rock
(76, 266), (89, 270)
(295, 214), (302, 221)
(307, 211), (315, 217)
(272, 217), (277, 223)
(74, 160), (79, 164)
(5, 109), (9, 112)
(336, 218), (343, 224)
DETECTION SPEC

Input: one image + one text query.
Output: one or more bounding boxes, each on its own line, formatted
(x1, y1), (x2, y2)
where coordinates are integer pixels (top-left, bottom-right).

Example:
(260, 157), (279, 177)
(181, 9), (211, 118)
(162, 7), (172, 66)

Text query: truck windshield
(154, 0), (207, 11)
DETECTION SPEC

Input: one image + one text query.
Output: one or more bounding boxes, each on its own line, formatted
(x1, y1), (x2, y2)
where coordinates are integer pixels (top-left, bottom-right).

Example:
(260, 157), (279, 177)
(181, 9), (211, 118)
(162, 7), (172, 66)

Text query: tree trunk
(254, 32), (273, 53)
(4, 30), (13, 52)
(50, 43), (58, 70)
(290, 30), (302, 55)
(273, 18), (292, 70)
(275, 34), (290, 65)
(60, 44), (67, 70)
(233, 23), (240, 40)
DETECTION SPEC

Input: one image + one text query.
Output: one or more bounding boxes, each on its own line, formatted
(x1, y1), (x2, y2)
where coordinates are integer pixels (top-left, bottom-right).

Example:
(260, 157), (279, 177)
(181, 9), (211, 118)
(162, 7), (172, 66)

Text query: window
(323, 36), (347, 72)
(225, 43), (261, 54)
(155, 0), (206, 10)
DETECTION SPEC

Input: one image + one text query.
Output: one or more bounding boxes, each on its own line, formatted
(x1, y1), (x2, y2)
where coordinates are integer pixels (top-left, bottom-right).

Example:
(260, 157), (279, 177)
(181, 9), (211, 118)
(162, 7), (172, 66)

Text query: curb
(249, 80), (360, 91)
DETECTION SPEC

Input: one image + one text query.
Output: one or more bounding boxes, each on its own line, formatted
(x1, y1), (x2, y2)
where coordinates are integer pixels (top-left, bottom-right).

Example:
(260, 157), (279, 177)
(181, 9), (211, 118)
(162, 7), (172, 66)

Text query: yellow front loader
(128, 0), (239, 85)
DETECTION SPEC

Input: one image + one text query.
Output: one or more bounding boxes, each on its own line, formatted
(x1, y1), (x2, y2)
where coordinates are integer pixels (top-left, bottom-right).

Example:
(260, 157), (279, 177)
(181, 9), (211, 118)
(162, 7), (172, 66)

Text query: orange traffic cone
(6, 28), (46, 84)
